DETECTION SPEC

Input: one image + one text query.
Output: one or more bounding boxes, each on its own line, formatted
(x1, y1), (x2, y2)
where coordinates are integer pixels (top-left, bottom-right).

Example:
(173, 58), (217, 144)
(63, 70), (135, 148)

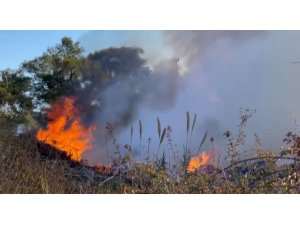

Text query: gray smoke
(158, 31), (300, 153)
(76, 46), (181, 165)
(79, 31), (300, 166)
(164, 31), (265, 70)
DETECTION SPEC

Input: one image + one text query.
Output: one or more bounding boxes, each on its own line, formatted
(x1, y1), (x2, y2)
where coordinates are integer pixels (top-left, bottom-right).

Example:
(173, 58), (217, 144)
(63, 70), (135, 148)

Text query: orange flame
(187, 151), (210, 173)
(36, 97), (96, 161)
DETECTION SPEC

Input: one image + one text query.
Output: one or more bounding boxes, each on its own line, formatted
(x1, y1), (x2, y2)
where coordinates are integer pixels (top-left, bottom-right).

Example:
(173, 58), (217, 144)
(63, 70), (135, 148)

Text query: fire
(36, 97), (96, 161)
(95, 165), (112, 174)
(187, 151), (210, 173)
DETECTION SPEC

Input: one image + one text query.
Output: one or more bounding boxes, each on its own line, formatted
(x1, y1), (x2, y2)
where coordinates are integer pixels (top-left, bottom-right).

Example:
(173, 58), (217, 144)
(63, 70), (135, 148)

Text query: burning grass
(37, 97), (96, 161)
(1, 109), (300, 193)
(187, 152), (210, 173)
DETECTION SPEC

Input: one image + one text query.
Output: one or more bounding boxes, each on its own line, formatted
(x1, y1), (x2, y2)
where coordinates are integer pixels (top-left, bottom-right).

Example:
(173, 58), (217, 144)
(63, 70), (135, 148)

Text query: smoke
(77, 31), (300, 166)
(144, 58), (181, 110)
(158, 31), (300, 152)
(73, 44), (182, 165)
(164, 31), (265, 72)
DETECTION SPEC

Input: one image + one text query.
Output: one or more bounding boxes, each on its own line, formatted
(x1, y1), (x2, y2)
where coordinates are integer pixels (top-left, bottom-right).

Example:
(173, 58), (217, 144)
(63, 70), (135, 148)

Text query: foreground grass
(1, 110), (300, 194)
(1, 131), (300, 194)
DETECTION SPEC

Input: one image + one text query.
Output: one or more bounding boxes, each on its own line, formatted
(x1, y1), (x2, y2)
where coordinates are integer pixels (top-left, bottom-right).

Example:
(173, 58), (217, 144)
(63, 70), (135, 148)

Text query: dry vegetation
(1, 110), (300, 194)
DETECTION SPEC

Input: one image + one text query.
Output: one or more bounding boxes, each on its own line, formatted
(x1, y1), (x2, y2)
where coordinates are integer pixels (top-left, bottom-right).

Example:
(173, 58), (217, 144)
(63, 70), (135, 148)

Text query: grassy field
(1, 111), (300, 194)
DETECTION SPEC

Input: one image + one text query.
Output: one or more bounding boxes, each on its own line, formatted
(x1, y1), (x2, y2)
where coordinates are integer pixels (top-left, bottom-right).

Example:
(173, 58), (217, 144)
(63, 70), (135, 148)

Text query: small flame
(36, 97), (96, 161)
(187, 151), (210, 173)
(95, 165), (112, 174)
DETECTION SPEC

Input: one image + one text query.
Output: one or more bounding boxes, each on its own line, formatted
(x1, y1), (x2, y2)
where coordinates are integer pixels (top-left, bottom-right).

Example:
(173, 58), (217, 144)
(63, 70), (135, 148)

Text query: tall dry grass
(1, 110), (300, 193)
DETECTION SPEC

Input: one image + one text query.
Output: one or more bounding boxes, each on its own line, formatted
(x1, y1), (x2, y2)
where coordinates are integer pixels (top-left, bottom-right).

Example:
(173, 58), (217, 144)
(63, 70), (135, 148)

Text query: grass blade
(198, 131), (208, 154)
(186, 111), (190, 135)
(139, 120), (143, 161)
(157, 117), (161, 139)
(139, 120), (142, 141)
(191, 114), (197, 135)
(130, 124), (133, 145)
(159, 127), (166, 147)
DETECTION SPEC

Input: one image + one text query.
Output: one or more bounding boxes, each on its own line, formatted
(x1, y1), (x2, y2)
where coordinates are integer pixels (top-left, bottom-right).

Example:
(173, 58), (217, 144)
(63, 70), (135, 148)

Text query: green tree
(87, 47), (148, 79)
(0, 69), (33, 123)
(77, 47), (151, 125)
(22, 37), (83, 105)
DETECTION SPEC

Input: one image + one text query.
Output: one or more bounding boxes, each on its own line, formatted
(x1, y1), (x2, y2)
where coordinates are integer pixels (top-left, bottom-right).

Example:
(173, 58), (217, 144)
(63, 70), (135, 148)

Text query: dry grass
(0, 129), (123, 193)
(1, 111), (300, 194)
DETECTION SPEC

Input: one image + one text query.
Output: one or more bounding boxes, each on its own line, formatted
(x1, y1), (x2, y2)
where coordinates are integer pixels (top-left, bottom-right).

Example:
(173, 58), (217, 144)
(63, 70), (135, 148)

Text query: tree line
(0, 37), (151, 131)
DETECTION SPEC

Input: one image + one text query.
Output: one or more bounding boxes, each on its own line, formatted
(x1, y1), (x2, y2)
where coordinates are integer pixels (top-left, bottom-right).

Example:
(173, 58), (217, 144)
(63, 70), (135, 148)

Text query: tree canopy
(0, 37), (152, 130)
(22, 37), (83, 106)
(0, 69), (32, 122)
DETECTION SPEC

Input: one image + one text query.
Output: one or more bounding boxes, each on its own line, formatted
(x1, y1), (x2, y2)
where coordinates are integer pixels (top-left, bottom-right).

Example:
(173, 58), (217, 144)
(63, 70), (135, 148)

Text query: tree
(0, 69), (32, 123)
(77, 47), (151, 126)
(19, 38), (153, 128)
(87, 47), (148, 79)
(79, 46), (150, 97)
(22, 37), (83, 106)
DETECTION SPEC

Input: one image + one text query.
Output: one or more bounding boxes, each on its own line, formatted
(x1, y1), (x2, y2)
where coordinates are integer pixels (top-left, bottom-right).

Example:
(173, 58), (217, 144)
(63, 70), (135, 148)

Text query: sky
(2, 30), (300, 161)
(0, 30), (171, 70)
(0, 31), (85, 70)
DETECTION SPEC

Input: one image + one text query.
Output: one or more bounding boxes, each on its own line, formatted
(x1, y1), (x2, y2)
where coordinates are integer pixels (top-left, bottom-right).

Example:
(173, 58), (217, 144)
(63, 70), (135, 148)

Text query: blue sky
(0, 31), (86, 70)
(0, 30), (171, 70)
(78, 31), (172, 64)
